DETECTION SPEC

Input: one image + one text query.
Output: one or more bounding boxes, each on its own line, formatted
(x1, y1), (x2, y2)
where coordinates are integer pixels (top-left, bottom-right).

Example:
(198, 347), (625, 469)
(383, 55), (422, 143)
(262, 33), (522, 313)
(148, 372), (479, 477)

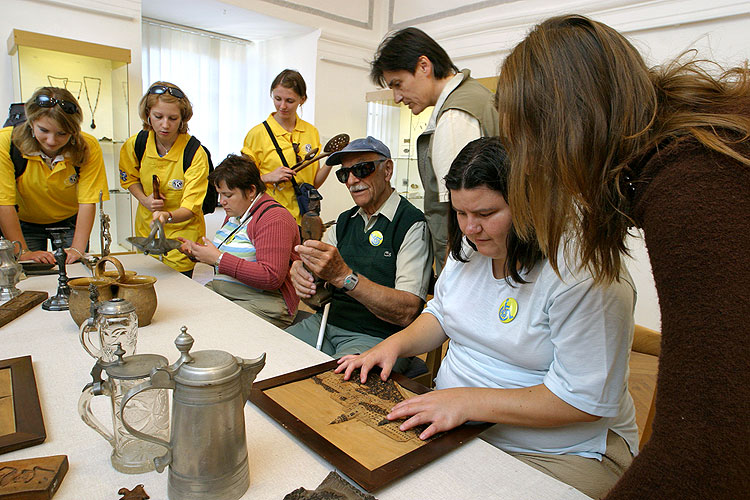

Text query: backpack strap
(262, 120), (303, 200)
(134, 129), (149, 167)
(246, 198), (284, 240)
(182, 136), (201, 172)
(9, 140), (27, 178)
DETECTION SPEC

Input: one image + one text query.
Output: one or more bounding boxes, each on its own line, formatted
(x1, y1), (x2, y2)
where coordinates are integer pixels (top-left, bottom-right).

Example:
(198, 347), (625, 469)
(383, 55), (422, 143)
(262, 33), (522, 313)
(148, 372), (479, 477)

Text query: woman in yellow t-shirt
(119, 81), (208, 276)
(241, 69), (330, 224)
(0, 87), (109, 264)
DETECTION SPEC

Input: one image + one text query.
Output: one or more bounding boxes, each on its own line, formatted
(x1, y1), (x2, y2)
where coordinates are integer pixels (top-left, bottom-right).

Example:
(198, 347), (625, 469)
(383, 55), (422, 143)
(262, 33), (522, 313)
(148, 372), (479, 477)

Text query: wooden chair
(629, 324), (661, 450)
(411, 342), (446, 388)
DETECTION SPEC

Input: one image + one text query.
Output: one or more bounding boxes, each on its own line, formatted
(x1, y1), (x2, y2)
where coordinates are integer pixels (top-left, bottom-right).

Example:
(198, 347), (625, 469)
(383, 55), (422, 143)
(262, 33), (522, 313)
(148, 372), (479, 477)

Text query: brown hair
(496, 14), (750, 283)
(209, 154), (266, 195)
(12, 86), (88, 165)
(270, 69), (307, 100)
(138, 81), (192, 134)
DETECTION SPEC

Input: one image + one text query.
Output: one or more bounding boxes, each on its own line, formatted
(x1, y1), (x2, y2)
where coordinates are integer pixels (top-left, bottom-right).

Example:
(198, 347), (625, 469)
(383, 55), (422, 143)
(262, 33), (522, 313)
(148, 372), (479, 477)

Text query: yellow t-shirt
(119, 131), (208, 272)
(241, 113), (321, 224)
(0, 126), (109, 224)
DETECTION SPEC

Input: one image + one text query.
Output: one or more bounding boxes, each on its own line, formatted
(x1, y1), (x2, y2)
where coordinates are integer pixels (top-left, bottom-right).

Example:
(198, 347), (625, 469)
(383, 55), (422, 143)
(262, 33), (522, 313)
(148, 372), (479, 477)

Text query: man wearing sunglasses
(287, 137), (433, 373)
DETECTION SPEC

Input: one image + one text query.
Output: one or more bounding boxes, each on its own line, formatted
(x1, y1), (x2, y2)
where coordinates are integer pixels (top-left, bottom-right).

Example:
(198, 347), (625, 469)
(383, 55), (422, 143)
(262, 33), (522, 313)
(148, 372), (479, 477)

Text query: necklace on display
(67, 80), (82, 100)
(47, 75), (68, 88)
(83, 76), (102, 129)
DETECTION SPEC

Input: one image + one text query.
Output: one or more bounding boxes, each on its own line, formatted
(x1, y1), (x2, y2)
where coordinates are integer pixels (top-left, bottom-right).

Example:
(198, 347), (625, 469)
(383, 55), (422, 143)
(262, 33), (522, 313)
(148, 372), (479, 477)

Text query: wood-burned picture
(0, 356), (46, 455)
(251, 360), (491, 491)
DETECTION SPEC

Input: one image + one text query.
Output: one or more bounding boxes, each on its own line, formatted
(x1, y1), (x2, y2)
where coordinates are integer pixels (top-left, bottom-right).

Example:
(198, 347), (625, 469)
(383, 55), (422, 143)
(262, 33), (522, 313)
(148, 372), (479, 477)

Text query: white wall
(2, 0), (143, 134)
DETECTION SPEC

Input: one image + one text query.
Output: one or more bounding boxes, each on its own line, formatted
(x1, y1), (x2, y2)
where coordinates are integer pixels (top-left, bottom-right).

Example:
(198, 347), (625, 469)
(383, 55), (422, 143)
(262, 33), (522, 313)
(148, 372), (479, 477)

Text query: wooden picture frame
(250, 360), (491, 492)
(0, 356), (46, 455)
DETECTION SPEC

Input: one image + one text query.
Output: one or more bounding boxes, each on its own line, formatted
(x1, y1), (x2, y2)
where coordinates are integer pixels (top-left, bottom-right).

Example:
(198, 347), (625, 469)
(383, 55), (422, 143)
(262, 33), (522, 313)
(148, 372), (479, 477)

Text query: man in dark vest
(371, 27), (499, 276)
(287, 136), (433, 373)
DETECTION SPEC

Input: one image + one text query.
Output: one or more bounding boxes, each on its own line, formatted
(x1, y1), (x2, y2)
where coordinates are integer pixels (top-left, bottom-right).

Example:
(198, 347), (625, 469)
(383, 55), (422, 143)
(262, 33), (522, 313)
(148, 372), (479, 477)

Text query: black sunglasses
(335, 160), (384, 183)
(147, 85), (186, 99)
(35, 95), (78, 114)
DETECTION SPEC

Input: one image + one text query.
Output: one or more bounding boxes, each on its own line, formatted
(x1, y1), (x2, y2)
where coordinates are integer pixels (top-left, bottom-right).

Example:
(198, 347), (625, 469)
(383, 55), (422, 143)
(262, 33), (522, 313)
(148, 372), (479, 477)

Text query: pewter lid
(170, 326), (239, 386)
(97, 297), (136, 315)
(104, 345), (168, 380)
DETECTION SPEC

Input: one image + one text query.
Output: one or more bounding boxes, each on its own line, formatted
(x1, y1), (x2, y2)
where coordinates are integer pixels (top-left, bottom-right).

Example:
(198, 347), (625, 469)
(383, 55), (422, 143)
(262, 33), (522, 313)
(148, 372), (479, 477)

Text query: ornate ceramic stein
(78, 346), (170, 474)
(80, 297), (138, 361)
(0, 236), (23, 300)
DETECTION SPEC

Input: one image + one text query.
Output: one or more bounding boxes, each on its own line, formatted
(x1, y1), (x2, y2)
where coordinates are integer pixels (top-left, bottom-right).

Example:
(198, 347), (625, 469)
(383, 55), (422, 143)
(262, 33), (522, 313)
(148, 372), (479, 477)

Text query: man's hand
(295, 240), (351, 288)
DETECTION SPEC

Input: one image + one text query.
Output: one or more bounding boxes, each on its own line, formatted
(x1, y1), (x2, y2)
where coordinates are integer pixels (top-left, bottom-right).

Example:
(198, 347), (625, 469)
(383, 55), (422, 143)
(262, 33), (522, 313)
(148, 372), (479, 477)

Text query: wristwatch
(214, 252), (224, 273)
(340, 271), (359, 292)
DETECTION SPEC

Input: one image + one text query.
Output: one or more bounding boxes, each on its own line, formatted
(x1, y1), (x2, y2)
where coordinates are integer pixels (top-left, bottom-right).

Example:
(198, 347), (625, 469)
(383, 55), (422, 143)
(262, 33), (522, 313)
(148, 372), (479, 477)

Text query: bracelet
(166, 211), (174, 223)
(66, 247), (85, 259)
(213, 252), (224, 273)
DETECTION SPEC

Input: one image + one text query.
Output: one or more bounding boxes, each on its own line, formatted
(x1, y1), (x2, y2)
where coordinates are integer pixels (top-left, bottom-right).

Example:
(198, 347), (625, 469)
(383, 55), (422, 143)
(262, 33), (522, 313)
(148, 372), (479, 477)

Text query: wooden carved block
(0, 291), (48, 328)
(0, 455), (68, 500)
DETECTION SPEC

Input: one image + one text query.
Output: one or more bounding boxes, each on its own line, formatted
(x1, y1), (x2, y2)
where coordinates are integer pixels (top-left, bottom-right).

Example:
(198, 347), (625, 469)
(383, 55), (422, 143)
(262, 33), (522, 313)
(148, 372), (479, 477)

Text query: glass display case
(7, 29), (133, 254)
(366, 88), (432, 212)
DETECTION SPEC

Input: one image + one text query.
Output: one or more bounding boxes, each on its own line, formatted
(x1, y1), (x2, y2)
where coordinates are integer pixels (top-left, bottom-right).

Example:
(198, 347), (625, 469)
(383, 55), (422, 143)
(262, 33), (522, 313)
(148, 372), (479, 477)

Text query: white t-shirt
(427, 242), (639, 458)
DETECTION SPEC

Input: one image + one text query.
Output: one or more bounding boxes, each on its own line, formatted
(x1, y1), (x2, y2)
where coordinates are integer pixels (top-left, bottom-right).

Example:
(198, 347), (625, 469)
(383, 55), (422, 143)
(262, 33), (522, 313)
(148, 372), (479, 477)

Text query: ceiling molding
(317, 35), (374, 70)
(388, 0), (514, 31)
(259, 0), (375, 29)
(36, 0), (140, 20)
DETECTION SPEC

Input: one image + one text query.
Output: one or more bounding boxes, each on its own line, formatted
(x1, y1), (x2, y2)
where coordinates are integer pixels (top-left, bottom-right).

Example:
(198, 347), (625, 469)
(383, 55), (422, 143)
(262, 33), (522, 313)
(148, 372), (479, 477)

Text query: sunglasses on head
(335, 160), (384, 183)
(147, 85), (186, 99)
(35, 95), (78, 114)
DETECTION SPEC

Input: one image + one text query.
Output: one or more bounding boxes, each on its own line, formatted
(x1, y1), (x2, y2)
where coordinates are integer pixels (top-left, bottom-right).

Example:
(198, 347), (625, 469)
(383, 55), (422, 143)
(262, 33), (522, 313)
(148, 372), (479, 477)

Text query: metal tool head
(324, 134), (350, 153)
(126, 219), (181, 256)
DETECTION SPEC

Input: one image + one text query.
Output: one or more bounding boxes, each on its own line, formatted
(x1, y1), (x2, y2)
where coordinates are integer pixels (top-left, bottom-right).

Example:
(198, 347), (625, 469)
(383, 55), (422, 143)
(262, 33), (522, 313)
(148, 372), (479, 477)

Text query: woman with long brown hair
(496, 14), (750, 498)
(0, 87), (108, 263)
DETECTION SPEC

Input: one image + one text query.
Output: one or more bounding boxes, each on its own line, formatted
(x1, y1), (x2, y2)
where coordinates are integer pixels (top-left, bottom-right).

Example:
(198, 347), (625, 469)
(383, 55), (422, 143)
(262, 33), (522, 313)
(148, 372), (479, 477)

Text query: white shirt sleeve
(432, 109), (482, 202)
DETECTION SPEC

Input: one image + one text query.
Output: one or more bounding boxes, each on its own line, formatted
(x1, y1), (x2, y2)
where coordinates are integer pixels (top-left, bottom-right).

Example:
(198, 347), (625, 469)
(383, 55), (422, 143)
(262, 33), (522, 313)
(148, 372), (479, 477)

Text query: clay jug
(116, 275), (157, 327)
(68, 276), (115, 326)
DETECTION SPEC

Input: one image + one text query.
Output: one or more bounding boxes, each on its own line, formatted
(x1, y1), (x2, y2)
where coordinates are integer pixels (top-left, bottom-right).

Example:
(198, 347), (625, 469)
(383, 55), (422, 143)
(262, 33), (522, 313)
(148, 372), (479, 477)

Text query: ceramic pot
(116, 275), (157, 326)
(68, 276), (115, 326)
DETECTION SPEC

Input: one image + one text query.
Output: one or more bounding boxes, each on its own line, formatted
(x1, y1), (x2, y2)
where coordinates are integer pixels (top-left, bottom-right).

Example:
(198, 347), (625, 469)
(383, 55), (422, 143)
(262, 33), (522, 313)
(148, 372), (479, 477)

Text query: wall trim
(388, 0), (513, 31)
(260, 0), (374, 29)
(36, 0), (139, 20)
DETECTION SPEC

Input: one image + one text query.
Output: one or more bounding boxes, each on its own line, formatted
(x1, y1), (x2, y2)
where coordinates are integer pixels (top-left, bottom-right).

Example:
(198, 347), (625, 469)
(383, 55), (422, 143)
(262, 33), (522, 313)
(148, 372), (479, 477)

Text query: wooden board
(250, 360), (492, 492)
(0, 291), (48, 328)
(0, 454), (68, 499)
(0, 356), (46, 455)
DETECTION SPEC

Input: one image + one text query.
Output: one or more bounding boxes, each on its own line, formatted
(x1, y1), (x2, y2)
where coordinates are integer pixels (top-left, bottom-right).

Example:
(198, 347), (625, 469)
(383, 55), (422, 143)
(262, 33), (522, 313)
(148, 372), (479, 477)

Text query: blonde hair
(12, 86), (88, 165)
(138, 81), (192, 134)
(496, 14), (750, 283)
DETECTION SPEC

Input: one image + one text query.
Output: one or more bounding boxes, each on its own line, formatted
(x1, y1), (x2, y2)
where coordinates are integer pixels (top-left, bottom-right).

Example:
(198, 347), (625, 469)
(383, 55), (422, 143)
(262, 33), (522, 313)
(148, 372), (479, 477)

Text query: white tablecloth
(2, 254), (587, 499)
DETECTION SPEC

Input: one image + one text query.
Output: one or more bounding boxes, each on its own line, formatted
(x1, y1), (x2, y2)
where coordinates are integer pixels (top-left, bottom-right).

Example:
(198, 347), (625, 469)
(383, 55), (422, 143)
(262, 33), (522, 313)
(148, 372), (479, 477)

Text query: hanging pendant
(91, 120), (96, 129)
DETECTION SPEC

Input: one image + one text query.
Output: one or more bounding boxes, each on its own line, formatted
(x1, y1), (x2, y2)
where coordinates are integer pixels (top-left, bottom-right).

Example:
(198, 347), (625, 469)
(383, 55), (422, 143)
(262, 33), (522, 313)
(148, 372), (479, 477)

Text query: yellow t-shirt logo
(498, 297), (518, 323)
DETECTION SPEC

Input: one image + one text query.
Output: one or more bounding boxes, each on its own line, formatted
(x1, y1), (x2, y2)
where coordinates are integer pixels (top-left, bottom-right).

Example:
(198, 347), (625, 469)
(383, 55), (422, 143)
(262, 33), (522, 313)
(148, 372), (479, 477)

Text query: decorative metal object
(41, 227), (71, 311)
(126, 219), (180, 259)
(80, 296), (138, 361)
(83, 76), (101, 129)
(121, 327), (266, 500)
(100, 190), (112, 257)
(0, 237), (23, 301)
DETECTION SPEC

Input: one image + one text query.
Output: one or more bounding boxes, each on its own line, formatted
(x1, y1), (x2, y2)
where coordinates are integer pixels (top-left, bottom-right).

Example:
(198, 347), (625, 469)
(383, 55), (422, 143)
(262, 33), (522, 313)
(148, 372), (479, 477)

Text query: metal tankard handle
(120, 368), (174, 472)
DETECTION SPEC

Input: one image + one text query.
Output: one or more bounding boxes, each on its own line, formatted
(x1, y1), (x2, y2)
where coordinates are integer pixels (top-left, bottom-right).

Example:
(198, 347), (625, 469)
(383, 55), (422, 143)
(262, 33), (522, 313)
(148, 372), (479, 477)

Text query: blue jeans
(19, 214), (77, 251)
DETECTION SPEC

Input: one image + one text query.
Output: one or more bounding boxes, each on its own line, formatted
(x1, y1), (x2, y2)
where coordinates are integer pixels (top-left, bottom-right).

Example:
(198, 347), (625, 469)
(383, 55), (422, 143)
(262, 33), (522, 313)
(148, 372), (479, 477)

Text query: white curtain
(142, 20), (268, 162)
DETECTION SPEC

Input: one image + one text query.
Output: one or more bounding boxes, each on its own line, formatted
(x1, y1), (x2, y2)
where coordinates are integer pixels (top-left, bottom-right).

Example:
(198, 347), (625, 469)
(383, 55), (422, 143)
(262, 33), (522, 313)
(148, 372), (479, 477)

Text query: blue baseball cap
(326, 136), (391, 166)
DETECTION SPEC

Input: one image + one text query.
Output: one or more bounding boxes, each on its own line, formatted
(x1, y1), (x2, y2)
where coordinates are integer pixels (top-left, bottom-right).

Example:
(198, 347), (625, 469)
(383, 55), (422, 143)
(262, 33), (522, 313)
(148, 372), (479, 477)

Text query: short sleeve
(0, 129), (17, 206)
(119, 134), (141, 189)
(77, 134), (109, 203)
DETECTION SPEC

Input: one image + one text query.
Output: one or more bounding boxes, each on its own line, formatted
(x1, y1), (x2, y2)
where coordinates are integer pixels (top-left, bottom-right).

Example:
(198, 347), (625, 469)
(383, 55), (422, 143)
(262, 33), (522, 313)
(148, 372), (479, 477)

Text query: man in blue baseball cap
(287, 136), (433, 373)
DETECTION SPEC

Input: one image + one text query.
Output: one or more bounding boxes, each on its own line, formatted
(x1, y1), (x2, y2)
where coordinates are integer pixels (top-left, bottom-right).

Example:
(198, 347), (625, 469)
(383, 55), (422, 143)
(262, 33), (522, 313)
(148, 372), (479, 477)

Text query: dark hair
(496, 14), (750, 283)
(209, 154), (266, 195)
(270, 69), (307, 99)
(371, 27), (458, 87)
(445, 137), (543, 285)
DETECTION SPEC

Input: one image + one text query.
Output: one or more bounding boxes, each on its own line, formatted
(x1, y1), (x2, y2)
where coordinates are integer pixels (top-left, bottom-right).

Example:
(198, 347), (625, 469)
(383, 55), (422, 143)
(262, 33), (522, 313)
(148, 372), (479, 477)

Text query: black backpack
(134, 130), (218, 214)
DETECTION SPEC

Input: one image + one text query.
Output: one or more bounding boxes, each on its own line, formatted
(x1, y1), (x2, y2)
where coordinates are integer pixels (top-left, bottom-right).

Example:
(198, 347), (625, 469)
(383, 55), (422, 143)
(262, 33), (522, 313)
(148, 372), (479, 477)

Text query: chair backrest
(631, 324), (661, 449)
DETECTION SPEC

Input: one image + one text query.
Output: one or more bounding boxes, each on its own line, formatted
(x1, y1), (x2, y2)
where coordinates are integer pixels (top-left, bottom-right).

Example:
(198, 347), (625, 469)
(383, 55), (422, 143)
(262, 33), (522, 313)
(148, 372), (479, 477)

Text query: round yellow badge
(498, 297), (518, 323)
(369, 230), (384, 247)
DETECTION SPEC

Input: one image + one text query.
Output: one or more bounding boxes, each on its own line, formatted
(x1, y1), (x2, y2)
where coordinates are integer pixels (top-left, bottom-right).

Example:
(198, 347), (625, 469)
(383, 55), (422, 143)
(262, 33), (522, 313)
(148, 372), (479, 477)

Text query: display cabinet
(7, 29), (133, 254)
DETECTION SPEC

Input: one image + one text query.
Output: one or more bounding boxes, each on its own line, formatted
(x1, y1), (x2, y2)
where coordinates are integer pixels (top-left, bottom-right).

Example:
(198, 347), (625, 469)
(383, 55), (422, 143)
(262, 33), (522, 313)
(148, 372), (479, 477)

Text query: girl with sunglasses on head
(119, 81), (209, 277)
(337, 137), (639, 499)
(241, 69), (329, 224)
(0, 87), (109, 264)
(495, 15), (750, 498)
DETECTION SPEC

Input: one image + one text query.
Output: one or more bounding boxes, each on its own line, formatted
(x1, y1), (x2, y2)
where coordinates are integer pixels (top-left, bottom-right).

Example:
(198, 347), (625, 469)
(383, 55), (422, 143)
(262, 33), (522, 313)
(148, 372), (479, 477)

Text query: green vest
(416, 69), (500, 275)
(330, 195), (425, 338)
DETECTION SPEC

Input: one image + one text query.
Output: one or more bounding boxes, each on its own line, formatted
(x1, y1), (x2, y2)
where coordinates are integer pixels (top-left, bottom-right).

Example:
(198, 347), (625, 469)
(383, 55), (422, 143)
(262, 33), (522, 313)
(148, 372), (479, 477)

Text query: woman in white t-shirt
(337, 137), (638, 499)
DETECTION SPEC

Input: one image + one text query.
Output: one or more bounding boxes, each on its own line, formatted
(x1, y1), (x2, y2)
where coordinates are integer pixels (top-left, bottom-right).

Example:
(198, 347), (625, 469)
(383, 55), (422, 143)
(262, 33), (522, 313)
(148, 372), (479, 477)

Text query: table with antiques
(1, 254), (588, 499)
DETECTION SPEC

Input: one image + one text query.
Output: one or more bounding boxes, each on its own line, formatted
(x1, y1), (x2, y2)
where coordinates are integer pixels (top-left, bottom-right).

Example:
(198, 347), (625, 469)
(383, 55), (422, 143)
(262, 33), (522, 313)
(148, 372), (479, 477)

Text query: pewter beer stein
(121, 327), (266, 500)
(78, 346), (170, 473)
(80, 297), (138, 361)
(0, 236), (23, 300)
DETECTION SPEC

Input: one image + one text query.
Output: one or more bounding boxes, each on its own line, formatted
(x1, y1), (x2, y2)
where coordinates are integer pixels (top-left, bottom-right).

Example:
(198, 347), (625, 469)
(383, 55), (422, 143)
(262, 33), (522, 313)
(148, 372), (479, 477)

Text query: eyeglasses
(147, 85), (186, 99)
(292, 142), (301, 163)
(335, 160), (384, 183)
(35, 95), (78, 114)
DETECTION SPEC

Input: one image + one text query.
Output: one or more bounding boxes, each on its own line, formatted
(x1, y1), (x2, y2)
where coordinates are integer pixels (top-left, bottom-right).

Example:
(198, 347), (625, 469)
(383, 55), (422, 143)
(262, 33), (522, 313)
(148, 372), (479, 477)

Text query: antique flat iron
(126, 219), (181, 258)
